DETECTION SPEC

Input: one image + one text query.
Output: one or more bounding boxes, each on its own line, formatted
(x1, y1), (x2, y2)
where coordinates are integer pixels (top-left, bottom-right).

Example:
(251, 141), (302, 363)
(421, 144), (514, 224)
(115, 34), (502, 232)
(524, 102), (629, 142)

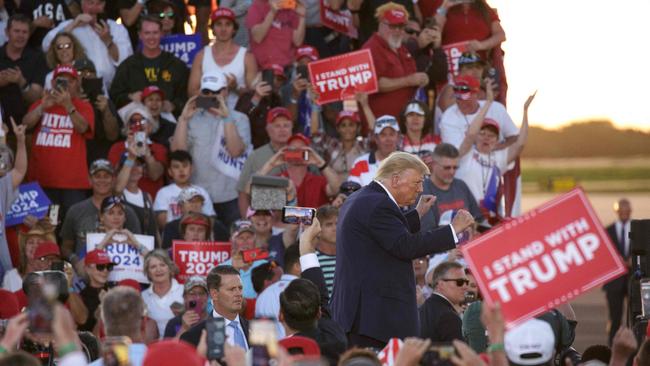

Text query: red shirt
(245, 0), (299, 68)
(282, 171), (329, 208)
(27, 99), (95, 189)
(363, 33), (417, 119)
(108, 141), (168, 198)
(419, 1), (499, 59)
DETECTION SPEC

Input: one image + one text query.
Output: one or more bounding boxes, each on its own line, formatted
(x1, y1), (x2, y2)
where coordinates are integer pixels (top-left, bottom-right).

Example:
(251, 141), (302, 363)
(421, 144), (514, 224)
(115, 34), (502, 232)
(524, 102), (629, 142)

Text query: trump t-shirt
(27, 99), (94, 189)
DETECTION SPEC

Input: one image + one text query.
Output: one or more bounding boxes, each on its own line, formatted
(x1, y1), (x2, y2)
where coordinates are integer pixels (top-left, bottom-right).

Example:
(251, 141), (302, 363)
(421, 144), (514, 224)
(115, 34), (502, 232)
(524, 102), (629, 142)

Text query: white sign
(86, 233), (155, 283)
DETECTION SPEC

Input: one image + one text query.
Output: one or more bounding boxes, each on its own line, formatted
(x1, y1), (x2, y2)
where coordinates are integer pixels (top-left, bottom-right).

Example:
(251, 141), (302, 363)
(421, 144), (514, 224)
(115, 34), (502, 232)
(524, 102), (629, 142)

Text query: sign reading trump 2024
(462, 188), (627, 328)
(173, 241), (231, 283)
(86, 233), (155, 283)
(6, 182), (51, 227)
(160, 34), (202, 67)
(308, 49), (378, 105)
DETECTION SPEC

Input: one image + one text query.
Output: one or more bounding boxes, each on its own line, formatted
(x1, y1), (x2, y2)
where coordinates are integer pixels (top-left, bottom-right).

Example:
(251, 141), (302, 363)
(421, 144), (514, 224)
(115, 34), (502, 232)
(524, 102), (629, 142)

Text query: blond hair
(375, 2), (409, 22)
(375, 152), (430, 181)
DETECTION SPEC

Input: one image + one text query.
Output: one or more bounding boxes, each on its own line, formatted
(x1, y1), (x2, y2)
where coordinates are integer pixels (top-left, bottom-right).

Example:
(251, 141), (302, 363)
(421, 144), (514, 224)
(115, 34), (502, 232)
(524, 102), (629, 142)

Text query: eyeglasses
(56, 43), (72, 50)
(441, 165), (459, 171)
(383, 22), (405, 31)
(404, 28), (419, 35)
(441, 278), (469, 287)
(158, 11), (174, 19)
(96, 264), (115, 271)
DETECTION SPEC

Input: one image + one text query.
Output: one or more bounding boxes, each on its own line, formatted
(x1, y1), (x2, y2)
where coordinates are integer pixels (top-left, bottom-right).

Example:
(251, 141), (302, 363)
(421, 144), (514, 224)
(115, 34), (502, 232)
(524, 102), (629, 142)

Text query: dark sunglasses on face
(158, 11), (174, 19)
(442, 165), (459, 170)
(96, 264), (115, 271)
(56, 43), (72, 50)
(404, 28), (419, 35)
(453, 85), (472, 93)
(441, 278), (469, 287)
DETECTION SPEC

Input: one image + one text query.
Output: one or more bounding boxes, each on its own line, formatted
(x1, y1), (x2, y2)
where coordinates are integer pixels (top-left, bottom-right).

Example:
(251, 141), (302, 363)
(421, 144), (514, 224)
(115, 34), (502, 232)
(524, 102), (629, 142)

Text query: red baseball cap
(33, 241), (61, 259)
(85, 249), (115, 265)
(381, 8), (408, 25)
(270, 64), (286, 78)
(210, 7), (236, 23)
(295, 45), (319, 62)
(53, 65), (79, 79)
(480, 118), (500, 134)
(266, 107), (292, 124)
(142, 85), (165, 100)
(118, 279), (141, 292)
(143, 340), (206, 366)
(336, 111), (360, 125)
(180, 215), (211, 228)
(287, 133), (311, 146)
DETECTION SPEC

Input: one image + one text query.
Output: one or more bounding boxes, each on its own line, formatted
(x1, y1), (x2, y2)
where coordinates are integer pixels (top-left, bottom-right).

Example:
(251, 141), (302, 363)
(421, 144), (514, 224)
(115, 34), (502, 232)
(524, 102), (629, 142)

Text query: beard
(387, 34), (403, 50)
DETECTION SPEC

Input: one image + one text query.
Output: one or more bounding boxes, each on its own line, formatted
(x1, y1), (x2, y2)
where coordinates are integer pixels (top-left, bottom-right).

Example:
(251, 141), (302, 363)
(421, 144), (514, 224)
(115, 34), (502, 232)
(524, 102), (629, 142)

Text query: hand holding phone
(282, 206), (316, 225)
(196, 95), (220, 110)
(241, 248), (270, 263)
(206, 318), (226, 361)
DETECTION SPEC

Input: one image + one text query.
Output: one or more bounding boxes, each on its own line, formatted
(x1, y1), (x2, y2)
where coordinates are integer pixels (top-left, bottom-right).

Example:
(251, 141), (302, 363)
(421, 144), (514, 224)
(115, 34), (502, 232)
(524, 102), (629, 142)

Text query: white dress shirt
(255, 274), (299, 338)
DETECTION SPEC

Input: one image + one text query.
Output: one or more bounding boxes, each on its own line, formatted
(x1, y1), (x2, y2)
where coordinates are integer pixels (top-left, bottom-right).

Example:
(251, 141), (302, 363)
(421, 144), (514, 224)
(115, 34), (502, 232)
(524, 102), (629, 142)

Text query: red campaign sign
(462, 188), (627, 328)
(173, 241), (232, 283)
(442, 41), (468, 79)
(308, 49), (378, 105)
(320, 0), (358, 39)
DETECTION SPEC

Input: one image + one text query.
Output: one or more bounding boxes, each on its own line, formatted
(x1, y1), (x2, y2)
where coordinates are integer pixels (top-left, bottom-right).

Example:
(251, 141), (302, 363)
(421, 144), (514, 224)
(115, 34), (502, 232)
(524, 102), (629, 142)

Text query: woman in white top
(187, 8), (257, 109)
(456, 83), (535, 220)
(141, 249), (184, 338)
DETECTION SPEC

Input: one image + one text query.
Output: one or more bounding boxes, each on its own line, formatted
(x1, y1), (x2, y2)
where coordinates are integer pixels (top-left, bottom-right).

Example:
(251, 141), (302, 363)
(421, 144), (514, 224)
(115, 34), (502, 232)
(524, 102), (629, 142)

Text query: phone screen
(196, 95), (219, 110)
(102, 337), (132, 366)
(297, 65), (309, 80)
(282, 206), (316, 225)
(206, 318), (226, 361)
(250, 319), (278, 366)
(262, 69), (275, 91)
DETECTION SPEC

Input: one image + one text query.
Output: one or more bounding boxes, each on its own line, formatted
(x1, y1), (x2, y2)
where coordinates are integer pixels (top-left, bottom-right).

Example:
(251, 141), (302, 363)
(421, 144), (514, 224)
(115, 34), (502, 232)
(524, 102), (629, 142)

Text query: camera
(283, 148), (309, 163)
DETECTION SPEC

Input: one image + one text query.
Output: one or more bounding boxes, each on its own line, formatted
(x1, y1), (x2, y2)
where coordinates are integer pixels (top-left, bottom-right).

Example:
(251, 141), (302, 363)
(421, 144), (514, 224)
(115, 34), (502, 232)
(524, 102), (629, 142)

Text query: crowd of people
(0, 0), (642, 365)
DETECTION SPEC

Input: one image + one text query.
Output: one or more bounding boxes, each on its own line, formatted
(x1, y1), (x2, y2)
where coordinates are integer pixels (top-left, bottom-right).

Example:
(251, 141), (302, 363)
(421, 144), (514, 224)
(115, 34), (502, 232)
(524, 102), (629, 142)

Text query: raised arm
(506, 91), (536, 164)
(10, 118), (27, 189)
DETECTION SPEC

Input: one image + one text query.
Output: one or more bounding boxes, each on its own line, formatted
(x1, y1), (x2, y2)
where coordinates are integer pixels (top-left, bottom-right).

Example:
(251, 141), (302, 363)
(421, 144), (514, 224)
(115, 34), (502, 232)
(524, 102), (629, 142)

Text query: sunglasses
(441, 278), (469, 287)
(158, 11), (174, 19)
(96, 264), (115, 271)
(404, 28), (419, 35)
(56, 43), (72, 50)
(453, 85), (472, 93)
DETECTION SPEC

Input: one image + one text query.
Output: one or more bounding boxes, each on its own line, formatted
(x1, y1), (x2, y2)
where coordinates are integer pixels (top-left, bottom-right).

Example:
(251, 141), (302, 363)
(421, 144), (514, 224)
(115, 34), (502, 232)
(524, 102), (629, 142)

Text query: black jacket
(109, 51), (189, 115)
(419, 293), (463, 342)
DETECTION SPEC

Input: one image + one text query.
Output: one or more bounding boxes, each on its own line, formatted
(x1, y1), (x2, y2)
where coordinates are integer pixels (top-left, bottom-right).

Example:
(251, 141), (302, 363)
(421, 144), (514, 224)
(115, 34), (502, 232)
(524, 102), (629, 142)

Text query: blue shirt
(219, 259), (267, 298)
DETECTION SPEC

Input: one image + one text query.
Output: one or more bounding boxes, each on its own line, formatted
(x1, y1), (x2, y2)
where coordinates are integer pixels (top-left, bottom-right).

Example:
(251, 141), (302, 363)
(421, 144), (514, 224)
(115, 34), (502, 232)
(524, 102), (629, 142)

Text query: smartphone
(296, 64), (309, 80)
(188, 300), (197, 310)
(82, 77), (104, 101)
(196, 95), (219, 110)
(48, 204), (60, 226)
(50, 261), (65, 272)
(282, 206), (316, 225)
(27, 288), (53, 334)
(420, 343), (456, 366)
(250, 319), (278, 366)
(206, 318), (226, 361)
(102, 336), (132, 366)
(278, 0), (296, 9)
(283, 148), (309, 163)
(55, 78), (68, 92)
(642, 279), (650, 318)
(262, 69), (275, 91)
(242, 248), (270, 263)
(0, 152), (8, 171)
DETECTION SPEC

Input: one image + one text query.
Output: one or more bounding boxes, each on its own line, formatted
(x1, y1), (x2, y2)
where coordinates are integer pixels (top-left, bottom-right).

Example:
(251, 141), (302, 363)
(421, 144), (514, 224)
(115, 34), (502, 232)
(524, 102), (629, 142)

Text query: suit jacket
(419, 293), (463, 342)
(297, 267), (347, 365)
(603, 222), (629, 293)
(180, 313), (250, 348)
(331, 181), (456, 342)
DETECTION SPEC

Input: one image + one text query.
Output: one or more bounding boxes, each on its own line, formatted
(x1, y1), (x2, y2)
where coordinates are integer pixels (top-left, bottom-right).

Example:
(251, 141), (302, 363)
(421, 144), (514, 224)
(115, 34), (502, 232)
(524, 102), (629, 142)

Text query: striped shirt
(316, 250), (336, 299)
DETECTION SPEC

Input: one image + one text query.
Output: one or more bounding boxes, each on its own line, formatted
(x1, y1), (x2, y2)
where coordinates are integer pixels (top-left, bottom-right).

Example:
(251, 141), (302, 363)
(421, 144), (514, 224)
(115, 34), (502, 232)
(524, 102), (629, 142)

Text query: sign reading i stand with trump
(462, 188), (627, 328)
(308, 49), (378, 105)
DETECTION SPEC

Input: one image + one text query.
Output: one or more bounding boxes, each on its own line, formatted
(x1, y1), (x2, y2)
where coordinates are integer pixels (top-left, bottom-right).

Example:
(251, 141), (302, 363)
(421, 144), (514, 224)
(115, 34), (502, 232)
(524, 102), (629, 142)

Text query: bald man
(603, 198), (632, 345)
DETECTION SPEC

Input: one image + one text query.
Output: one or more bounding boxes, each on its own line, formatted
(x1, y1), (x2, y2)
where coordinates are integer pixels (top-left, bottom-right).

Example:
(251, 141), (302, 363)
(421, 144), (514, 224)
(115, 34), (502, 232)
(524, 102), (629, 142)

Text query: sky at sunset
(488, 0), (650, 131)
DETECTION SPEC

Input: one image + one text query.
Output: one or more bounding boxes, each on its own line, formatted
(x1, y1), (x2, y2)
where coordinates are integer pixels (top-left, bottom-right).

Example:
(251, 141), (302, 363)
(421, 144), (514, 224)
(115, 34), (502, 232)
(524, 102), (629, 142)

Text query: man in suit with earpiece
(603, 198), (632, 345)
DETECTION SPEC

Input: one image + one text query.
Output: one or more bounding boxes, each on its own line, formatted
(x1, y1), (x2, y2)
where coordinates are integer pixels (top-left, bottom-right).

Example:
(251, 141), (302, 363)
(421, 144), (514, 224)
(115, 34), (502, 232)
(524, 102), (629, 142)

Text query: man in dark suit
(603, 198), (632, 345)
(332, 152), (475, 348)
(419, 261), (468, 341)
(181, 265), (250, 349)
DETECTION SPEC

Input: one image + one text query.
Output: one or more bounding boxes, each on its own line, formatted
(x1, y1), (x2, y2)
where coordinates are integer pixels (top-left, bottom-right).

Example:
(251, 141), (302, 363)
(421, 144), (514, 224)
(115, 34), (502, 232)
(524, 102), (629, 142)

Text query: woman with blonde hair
(44, 32), (87, 90)
(141, 249), (184, 338)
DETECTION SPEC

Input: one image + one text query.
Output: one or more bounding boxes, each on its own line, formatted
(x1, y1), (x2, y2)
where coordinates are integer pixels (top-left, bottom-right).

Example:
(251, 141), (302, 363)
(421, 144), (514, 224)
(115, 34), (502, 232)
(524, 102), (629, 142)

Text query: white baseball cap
(200, 71), (227, 92)
(505, 318), (556, 366)
(374, 115), (399, 134)
(404, 102), (425, 116)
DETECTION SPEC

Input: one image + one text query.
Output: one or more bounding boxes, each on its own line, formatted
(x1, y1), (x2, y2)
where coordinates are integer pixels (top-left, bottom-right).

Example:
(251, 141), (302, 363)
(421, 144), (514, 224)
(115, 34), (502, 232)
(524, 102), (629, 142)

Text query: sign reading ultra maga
(308, 49), (378, 105)
(173, 241), (231, 283)
(86, 233), (155, 283)
(462, 188), (627, 328)
(6, 182), (51, 227)
(442, 41), (468, 79)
